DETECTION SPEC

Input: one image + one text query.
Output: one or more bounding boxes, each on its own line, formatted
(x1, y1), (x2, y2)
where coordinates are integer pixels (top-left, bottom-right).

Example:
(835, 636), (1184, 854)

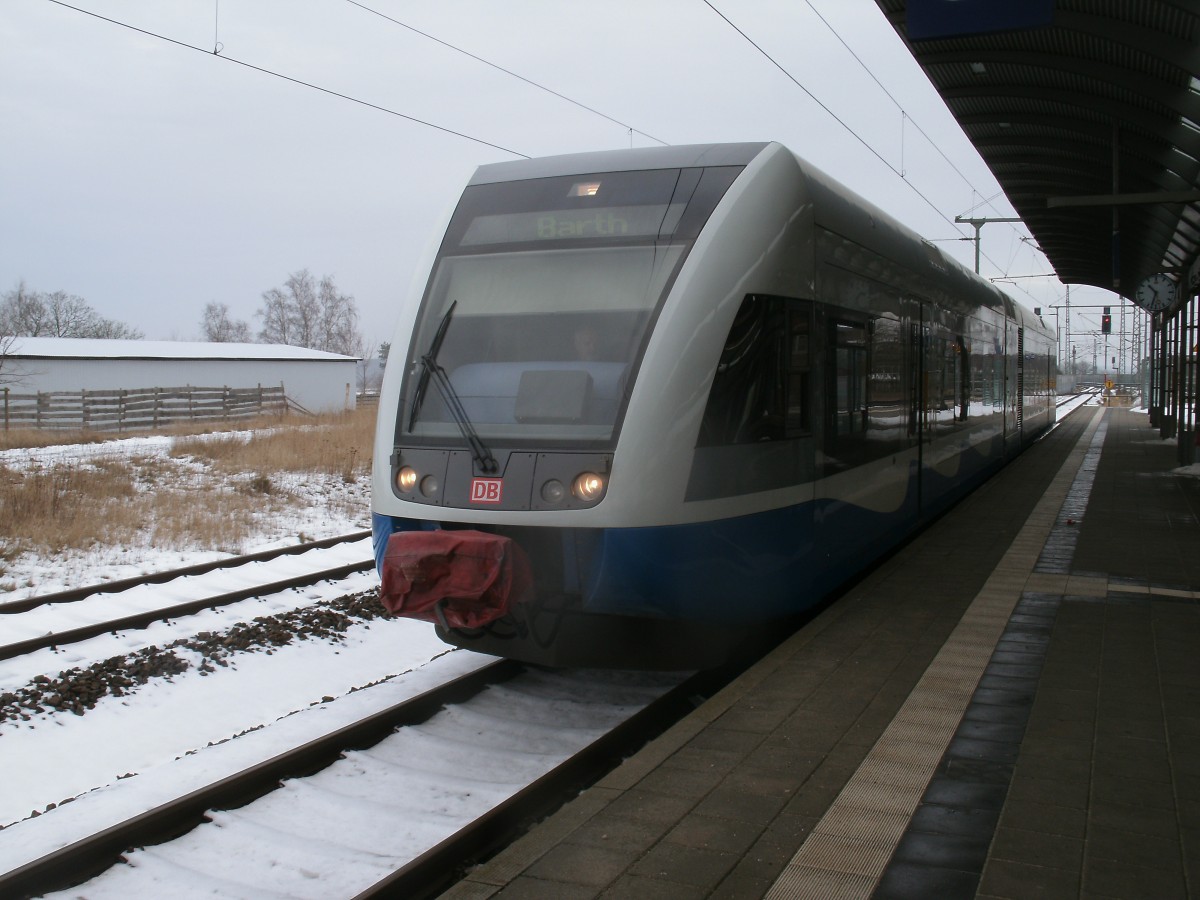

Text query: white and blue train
(371, 142), (1056, 668)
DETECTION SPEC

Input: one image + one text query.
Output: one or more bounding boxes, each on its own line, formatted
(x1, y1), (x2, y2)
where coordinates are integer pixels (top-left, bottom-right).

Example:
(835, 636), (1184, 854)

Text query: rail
(0, 530), (372, 615)
(0, 531), (375, 660)
(0, 662), (738, 899)
(0, 661), (523, 898)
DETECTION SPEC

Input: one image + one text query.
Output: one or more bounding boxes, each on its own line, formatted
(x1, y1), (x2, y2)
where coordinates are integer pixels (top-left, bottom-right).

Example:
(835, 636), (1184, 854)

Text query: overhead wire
(700, 1), (961, 237)
(45, 0), (1058, 307)
(802, 0), (998, 215)
(962, 190), (1007, 218)
(800, 0), (1060, 297)
(703, 0), (1053, 306)
(44, 0), (531, 159)
(341, 0), (669, 147)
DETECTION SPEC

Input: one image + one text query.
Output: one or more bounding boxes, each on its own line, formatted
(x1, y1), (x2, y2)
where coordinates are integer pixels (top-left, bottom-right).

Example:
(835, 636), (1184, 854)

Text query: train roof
(468, 143), (770, 186)
(467, 141), (1054, 341)
(784, 146), (1051, 338)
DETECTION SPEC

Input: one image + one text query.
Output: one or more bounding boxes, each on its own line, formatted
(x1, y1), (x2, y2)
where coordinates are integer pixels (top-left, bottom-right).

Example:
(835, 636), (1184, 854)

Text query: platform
(441, 405), (1200, 900)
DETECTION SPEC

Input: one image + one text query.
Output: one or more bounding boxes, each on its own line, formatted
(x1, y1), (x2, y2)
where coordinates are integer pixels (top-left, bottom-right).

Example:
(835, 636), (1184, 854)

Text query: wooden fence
(0, 385), (292, 432)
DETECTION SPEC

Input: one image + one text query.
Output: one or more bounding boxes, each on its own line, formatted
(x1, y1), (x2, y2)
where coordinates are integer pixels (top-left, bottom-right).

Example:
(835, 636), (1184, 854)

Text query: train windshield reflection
(402, 244), (686, 445)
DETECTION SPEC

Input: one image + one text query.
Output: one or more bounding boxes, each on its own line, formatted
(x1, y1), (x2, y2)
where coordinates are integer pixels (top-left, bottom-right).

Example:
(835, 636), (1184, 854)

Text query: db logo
(469, 478), (503, 504)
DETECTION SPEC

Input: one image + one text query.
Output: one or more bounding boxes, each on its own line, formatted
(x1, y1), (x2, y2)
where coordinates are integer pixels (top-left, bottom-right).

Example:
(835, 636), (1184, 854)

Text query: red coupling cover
(380, 530), (532, 629)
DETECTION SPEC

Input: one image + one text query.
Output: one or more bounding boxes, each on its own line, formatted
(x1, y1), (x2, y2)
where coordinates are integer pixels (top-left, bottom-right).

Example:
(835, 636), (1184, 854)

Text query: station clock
(1134, 273), (1177, 312)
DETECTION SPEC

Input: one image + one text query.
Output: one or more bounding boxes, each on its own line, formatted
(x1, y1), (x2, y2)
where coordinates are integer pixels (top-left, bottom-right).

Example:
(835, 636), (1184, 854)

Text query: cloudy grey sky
(1, 0), (1119, 350)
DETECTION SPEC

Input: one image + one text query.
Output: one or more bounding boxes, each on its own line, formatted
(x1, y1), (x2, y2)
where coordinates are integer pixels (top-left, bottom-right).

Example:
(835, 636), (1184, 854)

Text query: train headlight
(540, 479), (566, 505)
(396, 466), (418, 493)
(419, 474), (440, 498)
(572, 472), (606, 503)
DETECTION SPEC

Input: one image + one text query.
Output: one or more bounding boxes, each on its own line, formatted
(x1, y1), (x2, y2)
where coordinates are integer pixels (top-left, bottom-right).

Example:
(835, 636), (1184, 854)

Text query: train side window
(696, 295), (811, 447)
(871, 314), (904, 440)
(826, 312), (908, 467)
(956, 335), (970, 421)
(916, 327), (972, 431)
(832, 320), (868, 437)
(786, 309), (812, 435)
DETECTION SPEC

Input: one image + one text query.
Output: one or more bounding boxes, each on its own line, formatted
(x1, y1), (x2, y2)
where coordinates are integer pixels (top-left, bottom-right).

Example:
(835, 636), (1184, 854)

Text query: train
(370, 141), (1056, 669)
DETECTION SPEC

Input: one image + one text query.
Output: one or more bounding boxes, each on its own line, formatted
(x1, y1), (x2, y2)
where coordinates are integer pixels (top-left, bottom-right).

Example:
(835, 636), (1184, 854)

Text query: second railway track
(0, 530), (372, 615)
(0, 532), (375, 660)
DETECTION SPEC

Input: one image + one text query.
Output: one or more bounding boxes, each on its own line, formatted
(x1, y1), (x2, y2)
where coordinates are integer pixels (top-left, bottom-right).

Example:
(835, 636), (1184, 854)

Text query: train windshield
(400, 165), (741, 448)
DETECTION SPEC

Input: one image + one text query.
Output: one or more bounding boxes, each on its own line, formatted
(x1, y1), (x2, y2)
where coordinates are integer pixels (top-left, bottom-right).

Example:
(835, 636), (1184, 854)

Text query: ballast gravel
(0, 589), (386, 723)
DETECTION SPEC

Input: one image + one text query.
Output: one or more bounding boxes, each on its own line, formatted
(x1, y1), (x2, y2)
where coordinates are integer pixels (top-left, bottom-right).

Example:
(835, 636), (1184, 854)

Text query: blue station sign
(907, 0), (1054, 41)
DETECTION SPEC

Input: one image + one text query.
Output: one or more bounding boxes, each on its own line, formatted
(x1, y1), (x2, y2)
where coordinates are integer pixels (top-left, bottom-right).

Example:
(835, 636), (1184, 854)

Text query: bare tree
(86, 319), (144, 339)
(44, 291), (97, 337)
(0, 281), (143, 339)
(0, 280), (49, 336)
(356, 339), (380, 394)
(317, 275), (359, 356)
(0, 333), (21, 387)
(288, 270), (321, 349)
(257, 286), (293, 346)
(257, 269), (362, 355)
(201, 302), (252, 342)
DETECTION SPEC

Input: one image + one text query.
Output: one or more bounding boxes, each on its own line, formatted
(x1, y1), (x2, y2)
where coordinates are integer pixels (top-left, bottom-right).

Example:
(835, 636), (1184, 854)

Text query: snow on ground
(0, 538), (376, 652)
(0, 636), (493, 875)
(44, 669), (678, 900)
(0, 430), (371, 599)
(0, 430), (495, 880)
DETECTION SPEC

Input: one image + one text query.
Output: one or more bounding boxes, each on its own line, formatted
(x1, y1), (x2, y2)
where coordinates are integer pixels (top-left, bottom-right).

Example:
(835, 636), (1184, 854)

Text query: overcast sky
(1, 0), (1121, 350)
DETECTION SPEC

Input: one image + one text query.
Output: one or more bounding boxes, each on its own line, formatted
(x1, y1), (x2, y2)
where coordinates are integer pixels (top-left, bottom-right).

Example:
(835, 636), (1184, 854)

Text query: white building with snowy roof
(2, 337), (358, 415)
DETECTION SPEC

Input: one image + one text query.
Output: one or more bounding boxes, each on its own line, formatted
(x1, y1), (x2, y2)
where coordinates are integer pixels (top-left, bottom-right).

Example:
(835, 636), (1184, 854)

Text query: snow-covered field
(0, 430), (493, 888)
(0, 431), (371, 599)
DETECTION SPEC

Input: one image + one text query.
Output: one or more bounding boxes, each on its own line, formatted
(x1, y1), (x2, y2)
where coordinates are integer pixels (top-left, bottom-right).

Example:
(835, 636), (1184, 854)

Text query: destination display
(461, 203), (686, 246)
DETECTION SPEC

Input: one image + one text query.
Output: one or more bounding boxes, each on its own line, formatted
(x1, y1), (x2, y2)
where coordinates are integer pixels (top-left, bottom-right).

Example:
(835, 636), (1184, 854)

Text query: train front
(371, 145), (764, 668)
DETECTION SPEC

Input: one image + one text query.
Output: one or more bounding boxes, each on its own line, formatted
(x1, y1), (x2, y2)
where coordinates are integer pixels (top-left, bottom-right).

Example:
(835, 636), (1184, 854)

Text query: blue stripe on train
(371, 438), (1003, 626)
(582, 444), (1003, 624)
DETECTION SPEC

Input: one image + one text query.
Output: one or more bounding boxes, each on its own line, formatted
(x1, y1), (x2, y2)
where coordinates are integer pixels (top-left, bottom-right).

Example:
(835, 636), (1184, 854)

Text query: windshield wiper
(406, 300), (498, 475)
(423, 356), (498, 474)
(408, 300), (456, 430)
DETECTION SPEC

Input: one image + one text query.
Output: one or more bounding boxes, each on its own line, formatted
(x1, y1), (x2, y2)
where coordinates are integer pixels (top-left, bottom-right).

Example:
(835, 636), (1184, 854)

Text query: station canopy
(872, 0), (1200, 304)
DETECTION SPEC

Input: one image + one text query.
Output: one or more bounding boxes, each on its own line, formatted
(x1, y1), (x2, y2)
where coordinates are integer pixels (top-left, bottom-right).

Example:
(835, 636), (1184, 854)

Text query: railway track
(0, 531), (375, 660)
(1, 659), (726, 899)
(0, 530), (372, 614)
(1056, 387), (1101, 408)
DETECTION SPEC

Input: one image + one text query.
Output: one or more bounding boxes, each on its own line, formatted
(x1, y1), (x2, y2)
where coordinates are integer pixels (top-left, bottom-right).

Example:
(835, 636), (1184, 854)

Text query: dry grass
(0, 459), (296, 557)
(0, 428), (117, 452)
(0, 407), (313, 452)
(0, 406), (378, 569)
(170, 408), (375, 482)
